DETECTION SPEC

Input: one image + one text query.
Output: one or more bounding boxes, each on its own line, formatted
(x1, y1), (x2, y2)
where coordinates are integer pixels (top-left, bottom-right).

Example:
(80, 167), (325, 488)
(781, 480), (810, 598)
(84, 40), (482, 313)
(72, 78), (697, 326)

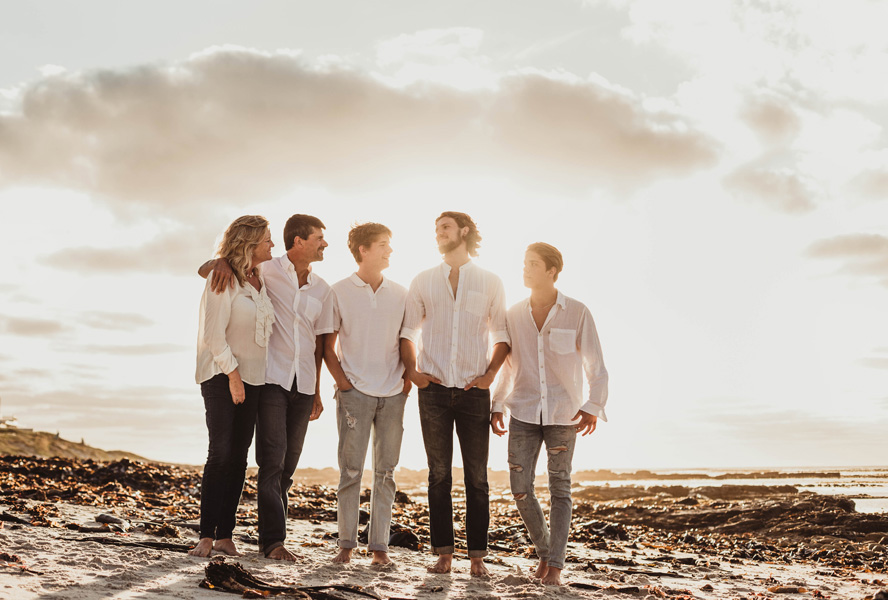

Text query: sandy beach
(2, 456), (888, 600)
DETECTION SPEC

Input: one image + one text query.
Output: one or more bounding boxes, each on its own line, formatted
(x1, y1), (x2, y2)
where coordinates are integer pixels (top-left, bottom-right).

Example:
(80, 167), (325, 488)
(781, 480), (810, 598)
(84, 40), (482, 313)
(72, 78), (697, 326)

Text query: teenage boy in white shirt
(324, 223), (411, 566)
(491, 242), (608, 586)
(400, 211), (509, 577)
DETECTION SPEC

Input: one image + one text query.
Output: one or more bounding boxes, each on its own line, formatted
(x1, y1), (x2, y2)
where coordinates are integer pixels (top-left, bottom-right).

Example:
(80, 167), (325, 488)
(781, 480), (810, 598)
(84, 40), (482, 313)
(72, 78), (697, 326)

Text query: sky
(1, 0), (887, 472)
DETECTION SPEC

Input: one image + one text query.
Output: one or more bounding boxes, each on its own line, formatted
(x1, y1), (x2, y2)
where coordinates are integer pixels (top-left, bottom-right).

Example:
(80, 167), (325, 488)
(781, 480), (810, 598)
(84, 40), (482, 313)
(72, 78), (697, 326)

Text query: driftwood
(201, 560), (383, 599)
(69, 535), (194, 553)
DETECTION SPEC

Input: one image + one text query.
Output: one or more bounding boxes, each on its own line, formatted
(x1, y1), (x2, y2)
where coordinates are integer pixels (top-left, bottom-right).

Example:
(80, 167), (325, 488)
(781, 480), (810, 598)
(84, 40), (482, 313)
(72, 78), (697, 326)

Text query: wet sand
(2, 456), (887, 599)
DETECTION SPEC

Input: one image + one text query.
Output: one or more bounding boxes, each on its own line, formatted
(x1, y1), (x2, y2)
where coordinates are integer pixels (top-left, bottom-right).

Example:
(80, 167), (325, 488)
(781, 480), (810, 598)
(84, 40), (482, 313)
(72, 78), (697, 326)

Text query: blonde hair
(217, 215), (270, 286)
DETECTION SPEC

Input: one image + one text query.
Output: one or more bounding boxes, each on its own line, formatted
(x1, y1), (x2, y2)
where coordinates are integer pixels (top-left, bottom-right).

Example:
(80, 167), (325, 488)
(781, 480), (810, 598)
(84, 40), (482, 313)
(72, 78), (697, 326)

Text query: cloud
(0, 45), (717, 214)
(80, 311), (154, 330)
(739, 93), (801, 146)
(41, 228), (211, 275)
(849, 168), (888, 200)
(858, 358), (888, 370)
(806, 234), (888, 282)
(724, 163), (819, 213)
(78, 343), (188, 355)
(4, 386), (191, 411)
(1, 316), (68, 336)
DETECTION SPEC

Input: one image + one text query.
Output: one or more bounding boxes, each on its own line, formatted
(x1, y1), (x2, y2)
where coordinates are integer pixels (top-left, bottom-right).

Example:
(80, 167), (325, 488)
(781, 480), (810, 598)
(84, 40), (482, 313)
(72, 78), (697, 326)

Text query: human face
(250, 228), (274, 267)
(523, 250), (555, 289)
(435, 217), (465, 255)
(360, 235), (393, 272)
(303, 227), (328, 262)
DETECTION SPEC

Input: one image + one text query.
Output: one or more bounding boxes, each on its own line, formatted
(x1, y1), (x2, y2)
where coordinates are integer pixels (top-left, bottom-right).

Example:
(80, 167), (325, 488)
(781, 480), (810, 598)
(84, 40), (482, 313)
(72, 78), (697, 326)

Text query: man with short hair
(199, 214), (333, 561)
(400, 211), (509, 577)
(491, 242), (609, 586)
(325, 223), (411, 566)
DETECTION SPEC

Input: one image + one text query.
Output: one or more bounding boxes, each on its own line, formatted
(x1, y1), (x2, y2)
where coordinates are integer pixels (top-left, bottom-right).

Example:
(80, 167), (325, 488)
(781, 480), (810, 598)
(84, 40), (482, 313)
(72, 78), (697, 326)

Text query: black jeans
(255, 378), (314, 554)
(418, 383), (490, 557)
(198, 373), (260, 540)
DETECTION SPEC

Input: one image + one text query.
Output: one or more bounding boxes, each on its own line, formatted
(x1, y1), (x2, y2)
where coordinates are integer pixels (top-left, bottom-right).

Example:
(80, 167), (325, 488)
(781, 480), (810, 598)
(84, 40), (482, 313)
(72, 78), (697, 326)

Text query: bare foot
(426, 554), (452, 573)
(541, 566), (563, 586)
(332, 548), (352, 564)
(371, 551), (391, 565)
(188, 537), (214, 557)
(470, 557), (490, 577)
(533, 560), (548, 579)
(266, 545), (300, 561)
(212, 539), (242, 556)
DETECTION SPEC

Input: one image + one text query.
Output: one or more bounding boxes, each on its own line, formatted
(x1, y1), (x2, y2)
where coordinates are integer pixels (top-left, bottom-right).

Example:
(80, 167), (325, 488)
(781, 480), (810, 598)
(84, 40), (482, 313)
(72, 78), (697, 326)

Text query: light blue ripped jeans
(336, 387), (407, 552)
(508, 416), (577, 570)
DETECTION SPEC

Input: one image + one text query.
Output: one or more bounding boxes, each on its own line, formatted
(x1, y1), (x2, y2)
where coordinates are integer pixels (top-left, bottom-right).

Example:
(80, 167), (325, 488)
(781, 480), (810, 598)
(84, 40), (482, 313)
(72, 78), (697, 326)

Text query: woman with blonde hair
(191, 215), (276, 557)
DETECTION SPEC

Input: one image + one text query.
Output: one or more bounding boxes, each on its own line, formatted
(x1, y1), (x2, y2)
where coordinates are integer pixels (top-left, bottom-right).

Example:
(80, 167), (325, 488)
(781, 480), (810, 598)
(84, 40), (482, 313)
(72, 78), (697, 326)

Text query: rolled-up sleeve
(202, 277), (238, 375)
(488, 276), (509, 346)
(314, 288), (335, 335)
(400, 278), (424, 344)
(491, 353), (514, 414)
(578, 307), (609, 421)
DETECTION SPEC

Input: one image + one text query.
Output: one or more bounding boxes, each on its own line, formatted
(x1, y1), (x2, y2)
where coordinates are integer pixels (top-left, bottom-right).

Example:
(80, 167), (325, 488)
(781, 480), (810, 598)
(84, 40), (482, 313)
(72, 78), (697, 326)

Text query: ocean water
(577, 467), (888, 514)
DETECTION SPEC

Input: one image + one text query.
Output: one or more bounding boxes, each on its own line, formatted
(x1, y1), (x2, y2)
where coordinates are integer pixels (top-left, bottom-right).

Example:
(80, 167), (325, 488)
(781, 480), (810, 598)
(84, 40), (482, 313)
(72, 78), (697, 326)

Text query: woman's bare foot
(266, 545), (300, 561)
(540, 566), (563, 586)
(212, 539), (242, 556)
(470, 557), (490, 577)
(332, 548), (352, 564)
(533, 560), (548, 579)
(371, 551), (391, 565)
(188, 537), (214, 557)
(426, 554), (452, 573)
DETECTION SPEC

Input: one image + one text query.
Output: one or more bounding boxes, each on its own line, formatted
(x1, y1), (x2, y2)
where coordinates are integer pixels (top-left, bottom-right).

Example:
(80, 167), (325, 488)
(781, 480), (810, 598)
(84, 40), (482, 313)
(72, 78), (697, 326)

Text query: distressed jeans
(255, 378), (314, 555)
(418, 383), (490, 557)
(508, 416), (577, 570)
(198, 373), (260, 541)
(336, 387), (407, 552)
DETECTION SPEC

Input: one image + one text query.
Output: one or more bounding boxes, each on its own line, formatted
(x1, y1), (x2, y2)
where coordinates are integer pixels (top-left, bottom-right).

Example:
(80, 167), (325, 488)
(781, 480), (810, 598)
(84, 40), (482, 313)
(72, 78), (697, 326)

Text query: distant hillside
(0, 428), (150, 462)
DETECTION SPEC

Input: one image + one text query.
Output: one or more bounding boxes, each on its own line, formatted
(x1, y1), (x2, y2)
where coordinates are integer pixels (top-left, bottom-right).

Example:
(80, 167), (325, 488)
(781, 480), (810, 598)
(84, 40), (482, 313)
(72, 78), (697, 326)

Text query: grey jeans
(508, 416), (577, 569)
(336, 387), (407, 552)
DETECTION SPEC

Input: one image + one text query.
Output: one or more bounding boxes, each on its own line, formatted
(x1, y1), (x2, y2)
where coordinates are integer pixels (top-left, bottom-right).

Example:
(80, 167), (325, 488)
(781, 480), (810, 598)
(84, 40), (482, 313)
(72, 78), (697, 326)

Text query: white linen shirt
(492, 291), (609, 426)
(195, 274), (275, 386)
(400, 261), (509, 388)
(261, 255), (334, 395)
(331, 273), (408, 398)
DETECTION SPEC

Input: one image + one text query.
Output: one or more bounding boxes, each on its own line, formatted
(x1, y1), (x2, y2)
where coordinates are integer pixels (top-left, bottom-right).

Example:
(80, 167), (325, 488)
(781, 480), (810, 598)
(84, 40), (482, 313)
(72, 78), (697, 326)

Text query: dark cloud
(80, 311), (155, 330)
(1, 316), (68, 336)
(724, 163), (818, 213)
(806, 233), (888, 283)
(0, 46), (718, 212)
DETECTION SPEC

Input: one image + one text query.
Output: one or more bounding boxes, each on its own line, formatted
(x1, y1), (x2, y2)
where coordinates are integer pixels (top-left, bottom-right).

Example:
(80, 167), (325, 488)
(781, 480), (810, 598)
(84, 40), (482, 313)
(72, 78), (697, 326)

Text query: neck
(286, 250), (313, 280)
(356, 265), (384, 289)
(443, 247), (471, 269)
(530, 286), (557, 307)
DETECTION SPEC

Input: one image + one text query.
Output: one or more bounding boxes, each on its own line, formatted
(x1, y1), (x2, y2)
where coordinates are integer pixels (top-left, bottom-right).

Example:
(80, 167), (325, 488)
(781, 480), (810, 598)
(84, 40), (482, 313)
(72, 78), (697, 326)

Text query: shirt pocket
(302, 295), (322, 323)
(548, 328), (576, 355)
(465, 290), (488, 317)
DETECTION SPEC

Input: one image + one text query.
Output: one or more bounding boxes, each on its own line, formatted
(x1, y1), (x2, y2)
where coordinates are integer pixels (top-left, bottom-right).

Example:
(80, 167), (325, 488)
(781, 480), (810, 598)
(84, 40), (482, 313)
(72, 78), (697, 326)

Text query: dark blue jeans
(198, 373), (260, 541)
(418, 383), (490, 557)
(255, 378), (314, 554)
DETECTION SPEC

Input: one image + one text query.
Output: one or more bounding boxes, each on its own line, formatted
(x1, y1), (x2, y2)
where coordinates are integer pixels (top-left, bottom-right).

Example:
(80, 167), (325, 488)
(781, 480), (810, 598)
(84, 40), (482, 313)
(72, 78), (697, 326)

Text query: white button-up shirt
(196, 274), (275, 386)
(261, 255), (334, 395)
(492, 292), (608, 426)
(331, 273), (408, 398)
(400, 261), (509, 388)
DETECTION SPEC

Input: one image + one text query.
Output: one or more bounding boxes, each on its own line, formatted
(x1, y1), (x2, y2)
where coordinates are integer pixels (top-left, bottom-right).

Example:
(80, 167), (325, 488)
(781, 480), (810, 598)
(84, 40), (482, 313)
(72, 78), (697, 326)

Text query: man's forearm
(399, 338), (418, 373)
(314, 334), (325, 395)
(198, 259), (217, 279)
(485, 342), (510, 376)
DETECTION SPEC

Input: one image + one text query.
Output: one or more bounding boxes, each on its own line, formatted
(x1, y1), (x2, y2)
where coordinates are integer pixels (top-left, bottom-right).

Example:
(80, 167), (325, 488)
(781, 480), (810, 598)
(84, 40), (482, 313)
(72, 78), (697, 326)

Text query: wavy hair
(437, 211), (482, 257)
(217, 215), (270, 286)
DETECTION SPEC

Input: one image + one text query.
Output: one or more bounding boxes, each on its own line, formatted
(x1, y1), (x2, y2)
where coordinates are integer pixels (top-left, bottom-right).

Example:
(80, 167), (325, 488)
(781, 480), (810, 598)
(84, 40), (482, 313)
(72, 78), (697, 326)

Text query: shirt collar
(279, 255), (314, 287)
(523, 290), (565, 310)
(348, 272), (390, 289)
(440, 260), (474, 276)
